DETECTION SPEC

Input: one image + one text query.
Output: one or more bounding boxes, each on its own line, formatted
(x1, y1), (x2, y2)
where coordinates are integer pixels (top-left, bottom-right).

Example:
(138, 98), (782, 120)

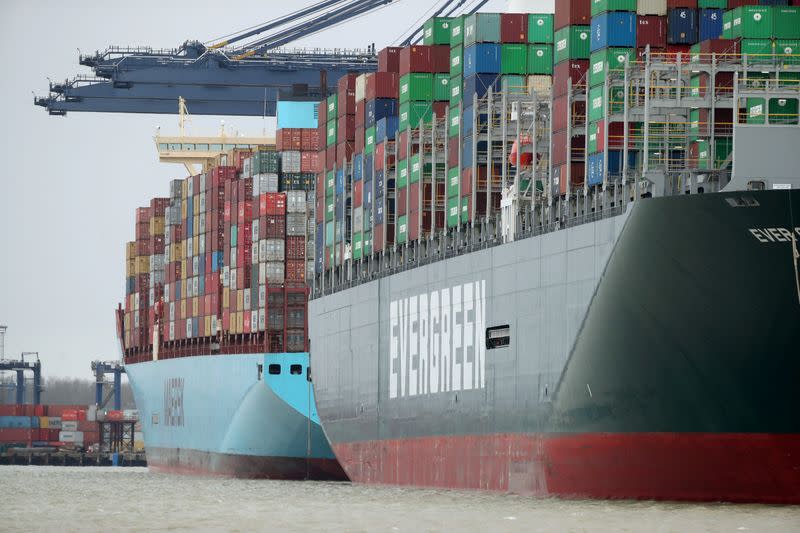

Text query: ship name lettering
(748, 227), (800, 244)
(389, 281), (486, 399)
(164, 377), (185, 427)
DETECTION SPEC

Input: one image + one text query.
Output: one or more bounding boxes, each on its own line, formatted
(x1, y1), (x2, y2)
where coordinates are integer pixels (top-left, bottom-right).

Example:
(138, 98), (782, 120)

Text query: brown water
(1, 466), (798, 532)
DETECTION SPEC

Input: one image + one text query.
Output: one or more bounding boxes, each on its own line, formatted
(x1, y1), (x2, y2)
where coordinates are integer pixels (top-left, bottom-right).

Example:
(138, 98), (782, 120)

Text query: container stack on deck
(0, 405), (99, 450)
(122, 141), (320, 362)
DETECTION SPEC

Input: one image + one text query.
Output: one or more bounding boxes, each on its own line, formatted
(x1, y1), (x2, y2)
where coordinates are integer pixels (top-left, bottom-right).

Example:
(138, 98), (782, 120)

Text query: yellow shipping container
(126, 242), (136, 260)
(236, 312), (244, 333)
(204, 316), (212, 337)
(180, 299), (187, 320)
(193, 237), (199, 256)
(192, 297), (199, 317)
(39, 417), (49, 429)
(236, 290), (244, 310)
(150, 216), (165, 236)
(181, 200), (187, 221)
(194, 214), (200, 237)
(223, 288), (230, 308)
(182, 179), (189, 200)
(126, 259), (136, 277)
(193, 198), (200, 217)
(136, 256), (150, 274)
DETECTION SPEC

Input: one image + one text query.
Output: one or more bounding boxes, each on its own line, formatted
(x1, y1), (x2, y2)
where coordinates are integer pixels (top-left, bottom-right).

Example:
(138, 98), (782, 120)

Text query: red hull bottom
(333, 433), (800, 503)
(146, 447), (348, 480)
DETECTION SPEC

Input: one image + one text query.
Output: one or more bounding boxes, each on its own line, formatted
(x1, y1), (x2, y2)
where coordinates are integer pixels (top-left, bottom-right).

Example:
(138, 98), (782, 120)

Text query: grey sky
(0, 0), (552, 379)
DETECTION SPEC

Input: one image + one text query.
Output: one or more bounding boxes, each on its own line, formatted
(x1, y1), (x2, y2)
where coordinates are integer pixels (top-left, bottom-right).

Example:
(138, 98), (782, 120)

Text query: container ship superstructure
(117, 124), (345, 479)
(307, 3), (800, 503)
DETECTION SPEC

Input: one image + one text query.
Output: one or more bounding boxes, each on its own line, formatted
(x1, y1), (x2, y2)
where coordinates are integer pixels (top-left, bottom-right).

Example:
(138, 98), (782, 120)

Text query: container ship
(118, 128), (345, 479)
(306, 3), (800, 503)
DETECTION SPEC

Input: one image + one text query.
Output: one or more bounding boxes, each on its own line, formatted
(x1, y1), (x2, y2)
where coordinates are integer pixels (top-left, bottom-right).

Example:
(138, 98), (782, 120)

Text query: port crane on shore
(34, 0), (489, 117)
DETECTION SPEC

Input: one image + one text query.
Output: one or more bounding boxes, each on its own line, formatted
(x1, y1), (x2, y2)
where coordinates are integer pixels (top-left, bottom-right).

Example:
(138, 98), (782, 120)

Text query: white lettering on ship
(164, 377), (184, 427)
(389, 281), (486, 399)
(749, 227), (800, 244)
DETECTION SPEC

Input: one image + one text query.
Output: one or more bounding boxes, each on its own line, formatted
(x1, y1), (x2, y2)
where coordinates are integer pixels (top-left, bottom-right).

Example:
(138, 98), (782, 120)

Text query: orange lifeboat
(509, 135), (534, 167)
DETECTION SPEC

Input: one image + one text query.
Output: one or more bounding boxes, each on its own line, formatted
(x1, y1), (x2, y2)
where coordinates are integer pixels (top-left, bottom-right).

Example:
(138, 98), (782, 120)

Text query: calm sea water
(1, 466), (798, 532)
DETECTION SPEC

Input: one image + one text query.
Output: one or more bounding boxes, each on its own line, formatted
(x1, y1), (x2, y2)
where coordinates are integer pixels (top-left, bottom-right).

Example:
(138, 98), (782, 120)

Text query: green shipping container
(326, 171), (335, 195)
(715, 137), (733, 167)
(776, 40), (800, 64)
(325, 197), (334, 222)
(461, 196), (470, 224)
(464, 13), (501, 47)
(363, 231), (372, 255)
(326, 121), (337, 147)
(773, 7), (800, 40)
(769, 97), (799, 124)
(352, 232), (363, 260)
(410, 153), (435, 184)
(450, 75), (463, 106)
(554, 26), (590, 64)
(365, 127), (376, 155)
(447, 196), (460, 227)
(326, 224), (334, 246)
(527, 44), (553, 74)
(587, 121), (599, 154)
(449, 106), (461, 138)
(423, 17), (453, 45)
(397, 215), (408, 243)
(501, 44), (528, 74)
(434, 74), (450, 102)
(450, 15), (465, 46)
(723, 6), (773, 40)
(746, 97), (767, 124)
(698, 0), (727, 8)
(502, 75), (528, 95)
(740, 38), (773, 61)
(451, 45), (463, 76)
(528, 14), (553, 44)
(397, 159), (409, 188)
(591, 0), (636, 16)
(588, 85), (626, 121)
(399, 73), (433, 104)
(399, 102), (434, 131)
(589, 48), (634, 87)
(326, 95), (338, 122)
(231, 225), (238, 247)
(447, 167), (460, 198)
(692, 140), (711, 170)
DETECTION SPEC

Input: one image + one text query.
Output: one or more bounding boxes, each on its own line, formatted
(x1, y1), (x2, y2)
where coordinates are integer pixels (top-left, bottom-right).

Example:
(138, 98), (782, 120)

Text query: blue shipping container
(590, 12), (637, 52)
(212, 251), (223, 272)
(0, 416), (34, 429)
(375, 170), (385, 197)
(460, 136), (489, 169)
(461, 105), (493, 137)
(192, 318), (199, 338)
(315, 223), (324, 273)
(376, 116), (399, 141)
(668, 8), (699, 45)
(588, 151), (638, 186)
(374, 201), (384, 225)
(354, 154), (363, 182)
(366, 99), (398, 127)
(699, 9), (723, 42)
(336, 195), (345, 220)
(335, 169), (344, 194)
(462, 73), (501, 106)
(199, 275), (205, 296)
(463, 43), (501, 77)
(364, 154), (374, 182)
(277, 101), (320, 129)
(364, 179), (373, 207)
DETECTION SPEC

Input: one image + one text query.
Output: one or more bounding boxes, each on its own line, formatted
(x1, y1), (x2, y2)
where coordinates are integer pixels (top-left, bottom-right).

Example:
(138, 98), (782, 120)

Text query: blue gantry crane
(0, 327), (43, 405)
(34, 0), (485, 117)
(92, 361), (125, 411)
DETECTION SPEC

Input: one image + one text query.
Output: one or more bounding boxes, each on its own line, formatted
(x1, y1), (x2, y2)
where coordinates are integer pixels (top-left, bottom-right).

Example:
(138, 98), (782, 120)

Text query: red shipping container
(555, 0), (591, 30)
(365, 72), (399, 100)
(265, 193), (286, 215)
(336, 141), (354, 164)
(501, 13), (528, 43)
(400, 45), (434, 75)
(326, 145), (336, 170)
(448, 136), (460, 168)
(555, 162), (585, 195)
(337, 72), (358, 93)
(694, 38), (740, 59)
(397, 188), (407, 215)
(301, 128), (321, 151)
(150, 198), (170, 216)
(431, 45), (450, 73)
(373, 224), (385, 252)
(409, 182), (420, 212)
(727, 0), (760, 8)
(355, 127), (366, 153)
(551, 130), (585, 165)
(663, 44), (692, 62)
(552, 96), (586, 132)
(135, 207), (152, 223)
(286, 236), (306, 259)
(244, 311), (251, 333)
(378, 46), (402, 73)
(408, 211), (420, 241)
(637, 16), (667, 49)
(553, 60), (589, 98)
(355, 100), (366, 128)
(592, 120), (636, 152)
(398, 131), (410, 160)
(354, 180), (363, 207)
(301, 152), (323, 173)
(316, 197), (324, 223)
(432, 102), (447, 120)
(337, 114), (355, 143)
(265, 216), (286, 238)
(0, 428), (35, 443)
(286, 260), (306, 283)
(667, 0), (696, 7)
(337, 89), (357, 118)
(318, 98), (328, 127)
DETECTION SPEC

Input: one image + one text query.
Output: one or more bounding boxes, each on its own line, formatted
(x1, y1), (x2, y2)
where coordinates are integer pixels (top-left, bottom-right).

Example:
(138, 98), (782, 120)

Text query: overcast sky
(0, 0), (552, 380)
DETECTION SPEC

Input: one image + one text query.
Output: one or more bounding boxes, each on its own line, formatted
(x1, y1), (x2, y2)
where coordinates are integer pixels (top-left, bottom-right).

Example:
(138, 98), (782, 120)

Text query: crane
(34, 0), (482, 117)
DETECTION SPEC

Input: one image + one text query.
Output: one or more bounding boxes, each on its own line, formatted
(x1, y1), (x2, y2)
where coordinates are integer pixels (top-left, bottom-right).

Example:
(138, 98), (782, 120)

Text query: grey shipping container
(281, 151), (302, 173)
(266, 261), (285, 284)
(286, 190), (307, 213)
(286, 213), (306, 236)
(266, 239), (285, 261)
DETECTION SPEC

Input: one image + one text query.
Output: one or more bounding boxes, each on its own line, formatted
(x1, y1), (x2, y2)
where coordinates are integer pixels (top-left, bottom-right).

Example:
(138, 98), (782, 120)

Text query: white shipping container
(259, 239), (267, 262)
(258, 262), (267, 285)
(306, 240), (315, 259)
(286, 190), (306, 213)
(165, 283), (171, 302)
(636, 0), (666, 16)
(230, 268), (238, 289)
(353, 206), (364, 231)
(231, 248), (238, 269)
(266, 262), (285, 284)
(187, 177), (194, 196)
(260, 173), (280, 193)
(200, 214), (207, 234)
(355, 73), (367, 102)
(123, 409), (138, 420)
(192, 276), (199, 296)
(169, 321), (175, 341)
(266, 239), (285, 261)
(61, 420), (78, 431)
(211, 315), (219, 335)
(199, 192), (206, 214)
(244, 289), (251, 310)
(134, 292), (140, 311)
(200, 173), (206, 191)
(252, 219), (260, 243)
(281, 151), (302, 173)
(258, 308), (266, 331)
(186, 319), (192, 338)
(258, 284), (266, 308)
(306, 260), (314, 282)
(251, 311), (259, 332)
(170, 179), (182, 199)
(87, 405), (97, 422)
(286, 213), (306, 236)
(528, 75), (552, 98)
(243, 157), (252, 178)
(59, 430), (84, 444)
(48, 417), (62, 429)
